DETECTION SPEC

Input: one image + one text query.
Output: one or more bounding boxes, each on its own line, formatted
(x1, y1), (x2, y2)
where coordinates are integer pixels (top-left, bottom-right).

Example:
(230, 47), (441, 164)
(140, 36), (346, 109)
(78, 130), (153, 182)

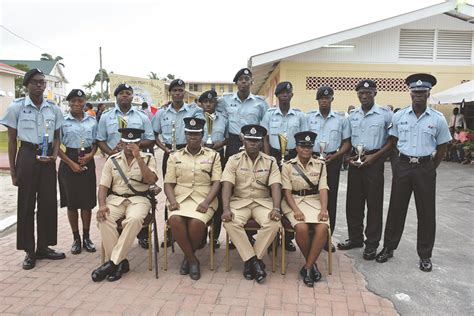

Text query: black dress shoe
(138, 237), (149, 250)
(337, 239), (364, 250)
(107, 259), (130, 282)
(285, 241), (297, 252)
(300, 266), (314, 287)
(71, 239), (82, 255)
(312, 264), (322, 282)
(189, 261), (200, 280)
(91, 261), (117, 282)
(22, 252), (36, 270)
(83, 238), (96, 253)
(419, 258), (432, 272)
(251, 257), (267, 284)
(160, 233), (173, 248)
(363, 248), (377, 260)
(243, 260), (255, 280)
(375, 247), (394, 263)
(179, 259), (189, 275)
(323, 243), (336, 253)
(36, 247), (66, 260)
(229, 240), (236, 250)
(258, 259), (266, 270)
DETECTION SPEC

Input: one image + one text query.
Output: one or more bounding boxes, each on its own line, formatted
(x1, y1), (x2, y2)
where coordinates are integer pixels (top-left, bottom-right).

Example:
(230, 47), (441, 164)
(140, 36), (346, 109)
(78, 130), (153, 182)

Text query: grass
(0, 131), (7, 153)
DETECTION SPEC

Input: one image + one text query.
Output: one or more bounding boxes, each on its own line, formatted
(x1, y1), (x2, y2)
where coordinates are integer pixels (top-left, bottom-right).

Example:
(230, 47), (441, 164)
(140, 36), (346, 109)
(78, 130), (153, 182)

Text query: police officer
(97, 83), (155, 248)
(217, 68), (268, 160)
(0, 68), (66, 269)
(221, 125), (282, 284)
(281, 131), (329, 287)
(337, 80), (393, 261)
(200, 90), (228, 248)
(307, 86), (351, 252)
(376, 74), (451, 272)
(92, 128), (158, 282)
(261, 81), (307, 252)
(58, 89), (98, 255)
(164, 118), (222, 280)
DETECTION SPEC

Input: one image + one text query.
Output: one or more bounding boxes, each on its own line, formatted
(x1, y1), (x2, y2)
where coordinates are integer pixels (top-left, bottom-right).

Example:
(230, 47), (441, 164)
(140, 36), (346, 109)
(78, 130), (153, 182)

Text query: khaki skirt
(282, 196), (329, 227)
(168, 197), (215, 224)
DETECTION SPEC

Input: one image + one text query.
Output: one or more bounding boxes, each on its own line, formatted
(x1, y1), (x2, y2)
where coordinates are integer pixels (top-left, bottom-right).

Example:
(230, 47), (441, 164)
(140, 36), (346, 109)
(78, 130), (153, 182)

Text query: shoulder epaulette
(14, 97), (25, 102)
(255, 95), (266, 101)
(46, 99), (56, 105)
(267, 107), (277, 112)
(292, 108), (302, 112)
(261, 152), (276, 161)
(231, 151), (244, 160)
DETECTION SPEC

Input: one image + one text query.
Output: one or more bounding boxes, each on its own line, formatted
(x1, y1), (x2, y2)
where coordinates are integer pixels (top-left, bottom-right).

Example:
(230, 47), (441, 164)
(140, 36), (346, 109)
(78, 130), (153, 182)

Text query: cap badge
(128, 132), (133, 138)
(286, 83), (291, 89)
(36, 68), (43, 73)
(324, 89), (329, 95)
(416, 80), (422, 86)
(305, 135), (310, 141)
(125, 84), (130, 88)
(190, 119), (196, 126)
(250, 127), (256, 135)
(244, 69), (249, 75)
(363, 82), (369, 88)
(207, 93), (212, 99)
(77, 90), (82, 96)
(178, 80), (183, 85)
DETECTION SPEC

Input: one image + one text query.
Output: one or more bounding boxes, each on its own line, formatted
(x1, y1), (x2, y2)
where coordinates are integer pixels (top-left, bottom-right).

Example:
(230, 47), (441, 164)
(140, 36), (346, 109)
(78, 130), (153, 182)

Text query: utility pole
(99, 46), (104, 100)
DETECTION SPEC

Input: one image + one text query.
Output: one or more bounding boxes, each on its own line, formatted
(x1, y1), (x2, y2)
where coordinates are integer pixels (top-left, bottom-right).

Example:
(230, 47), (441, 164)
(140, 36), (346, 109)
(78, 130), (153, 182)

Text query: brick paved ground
(0, 154), (398, 315)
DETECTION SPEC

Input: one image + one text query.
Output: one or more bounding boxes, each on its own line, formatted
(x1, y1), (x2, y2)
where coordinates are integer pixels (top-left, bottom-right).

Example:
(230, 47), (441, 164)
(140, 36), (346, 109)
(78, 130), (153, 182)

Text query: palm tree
(148, 71), (159, 80)
(40, 53), (65, 67)
(93, 69), (110, 96)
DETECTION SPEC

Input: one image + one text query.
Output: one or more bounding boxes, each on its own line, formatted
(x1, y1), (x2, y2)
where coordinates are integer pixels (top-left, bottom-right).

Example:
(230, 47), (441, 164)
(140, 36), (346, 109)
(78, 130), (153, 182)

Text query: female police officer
(164, 117), (222, 280)
(281, 131), (329, 287)
(58, 89), (98, 254)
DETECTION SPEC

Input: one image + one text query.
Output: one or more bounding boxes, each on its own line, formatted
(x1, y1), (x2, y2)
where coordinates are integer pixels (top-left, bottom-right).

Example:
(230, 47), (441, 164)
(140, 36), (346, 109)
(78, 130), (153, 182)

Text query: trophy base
(204, 143), (214, 148)
(36, 155), (50, 162)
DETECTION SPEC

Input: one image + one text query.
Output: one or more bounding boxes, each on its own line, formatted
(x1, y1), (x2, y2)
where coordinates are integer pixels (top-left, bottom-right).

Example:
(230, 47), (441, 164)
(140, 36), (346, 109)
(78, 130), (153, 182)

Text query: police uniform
(221, 125), (281, 262)
(261, 82), (307, 164)
(307, 86), (350, 236)
(58, 90), (98, 211)
(165, 118), (222, 224)
(98, 129), (158, 266)
(216, 68), (269, 159)
(377, 74), (451, 270)
(342, 80), (392, 251)
(0, 69), (64, 257)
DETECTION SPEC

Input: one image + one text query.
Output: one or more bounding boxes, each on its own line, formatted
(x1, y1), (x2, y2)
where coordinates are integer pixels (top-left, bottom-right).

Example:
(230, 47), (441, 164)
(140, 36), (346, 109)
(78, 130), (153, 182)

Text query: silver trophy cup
(355, 144), (365, 165)
(319, 141), (327, 160)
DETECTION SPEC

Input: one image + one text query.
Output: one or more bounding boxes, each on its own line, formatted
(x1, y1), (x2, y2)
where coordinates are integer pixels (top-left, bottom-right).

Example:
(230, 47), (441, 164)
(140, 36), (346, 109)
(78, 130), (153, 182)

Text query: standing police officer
(376, 74), (451, 272)
(261, 81), (307, 252)
(96, 83), (155, 248)
(337, 80), (393, 261)
(217, 68), (268, 160)
(307, 86), (351, 252)
(0, 68), (66, 269)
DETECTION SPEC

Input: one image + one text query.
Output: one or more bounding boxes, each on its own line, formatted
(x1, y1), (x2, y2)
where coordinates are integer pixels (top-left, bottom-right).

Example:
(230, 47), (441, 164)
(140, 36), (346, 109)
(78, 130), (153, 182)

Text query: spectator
(84, 103), (96, 117)
(449, 107), (466, 134)
(141, 102), (154, 120)
(96, 103), (106, 122)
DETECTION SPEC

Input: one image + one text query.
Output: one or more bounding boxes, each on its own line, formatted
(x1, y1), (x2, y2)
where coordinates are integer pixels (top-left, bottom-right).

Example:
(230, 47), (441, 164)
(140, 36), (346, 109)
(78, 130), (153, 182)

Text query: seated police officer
(221, 125), (282, 284)
(91, 128), (158, 282)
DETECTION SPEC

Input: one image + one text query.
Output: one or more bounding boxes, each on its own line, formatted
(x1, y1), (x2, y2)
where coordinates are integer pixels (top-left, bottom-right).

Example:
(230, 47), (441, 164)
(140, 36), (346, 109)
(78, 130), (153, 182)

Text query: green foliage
(12, 63), (29, 97)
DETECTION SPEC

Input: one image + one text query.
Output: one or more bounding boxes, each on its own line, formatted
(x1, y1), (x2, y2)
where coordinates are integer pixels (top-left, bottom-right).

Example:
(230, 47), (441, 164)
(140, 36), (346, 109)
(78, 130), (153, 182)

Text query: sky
(0, 0), (458, 92)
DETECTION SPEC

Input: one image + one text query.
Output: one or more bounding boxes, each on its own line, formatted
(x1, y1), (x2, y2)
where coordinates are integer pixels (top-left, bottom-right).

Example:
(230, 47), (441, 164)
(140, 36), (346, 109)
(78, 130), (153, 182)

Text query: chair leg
(164, 224), (168, 271)
(210, 223), (215, 271)
(328, 227), (332, 275)
(281, 229), (286, 275)
(101, 242), (105, 264)
(272, 235), (276, 273)
(148, 224), (152, 271)
(225, 232), (230, 272)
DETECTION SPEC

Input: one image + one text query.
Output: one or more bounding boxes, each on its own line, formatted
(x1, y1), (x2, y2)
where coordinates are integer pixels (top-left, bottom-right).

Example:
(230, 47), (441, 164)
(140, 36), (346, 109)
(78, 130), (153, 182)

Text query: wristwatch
(273, 207), (282, 215)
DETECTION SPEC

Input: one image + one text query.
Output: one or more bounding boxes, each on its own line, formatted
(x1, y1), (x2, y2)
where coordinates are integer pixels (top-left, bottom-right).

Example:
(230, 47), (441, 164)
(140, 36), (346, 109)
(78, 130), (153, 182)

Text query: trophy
(355, 144), (365, 165)
(278, 133), (288, 163)
(37, 121), (50, 161)
(79, 137), (88, 171)
(171, 120), (177, 152)
(204, 112), (215, 147)
(318, 141), (327, 160)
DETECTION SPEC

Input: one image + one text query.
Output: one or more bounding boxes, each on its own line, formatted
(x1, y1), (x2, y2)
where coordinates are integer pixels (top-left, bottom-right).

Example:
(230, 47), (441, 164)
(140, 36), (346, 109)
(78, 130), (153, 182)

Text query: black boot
(83, 238), (96, 253)
(22, 252), (36, 270)
(71, 238), (82, 255)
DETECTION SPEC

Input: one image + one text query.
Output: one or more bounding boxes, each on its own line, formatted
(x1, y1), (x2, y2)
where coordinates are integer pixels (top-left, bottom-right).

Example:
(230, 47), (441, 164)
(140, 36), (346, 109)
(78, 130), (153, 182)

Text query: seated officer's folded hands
(221, 209), (233, 222)
(196, 200), (211, 213)
(97, 205), (110, 222)
(293, 208), (305, 222)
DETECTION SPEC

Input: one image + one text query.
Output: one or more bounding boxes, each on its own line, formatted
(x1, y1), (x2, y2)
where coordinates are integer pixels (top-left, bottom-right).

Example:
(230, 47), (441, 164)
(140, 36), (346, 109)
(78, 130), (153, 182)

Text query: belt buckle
(299, 189), (305, 196)
(409, 157), (420, 164)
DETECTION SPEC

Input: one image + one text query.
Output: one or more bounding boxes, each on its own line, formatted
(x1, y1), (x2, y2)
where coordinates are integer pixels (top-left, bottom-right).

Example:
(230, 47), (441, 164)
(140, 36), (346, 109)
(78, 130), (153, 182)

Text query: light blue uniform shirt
(96, 104), (154, 150)
(216, 93), (268, 135)
(61, 113), (97, 148)
(261, 107), (307, 150)
(389, 106), (451, 157)
(0, 96), (63, 144)
(348, 104), (392, 151)
(151, 103), (204, 145)
(307, 110), (351, 153)
(203, 112), (228, 143)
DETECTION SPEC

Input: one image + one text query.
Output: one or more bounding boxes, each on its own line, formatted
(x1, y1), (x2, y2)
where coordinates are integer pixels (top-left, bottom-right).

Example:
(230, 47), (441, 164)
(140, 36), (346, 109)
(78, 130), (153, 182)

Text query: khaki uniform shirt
(221, 151), (281, 210)
(100, 151), (158, 206)
(164, 146), (222, 207)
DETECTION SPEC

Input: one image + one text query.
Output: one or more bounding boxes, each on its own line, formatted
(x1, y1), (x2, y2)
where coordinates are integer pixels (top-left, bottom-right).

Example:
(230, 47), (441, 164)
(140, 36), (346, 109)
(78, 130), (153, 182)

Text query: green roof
(0, 60), (57, 74)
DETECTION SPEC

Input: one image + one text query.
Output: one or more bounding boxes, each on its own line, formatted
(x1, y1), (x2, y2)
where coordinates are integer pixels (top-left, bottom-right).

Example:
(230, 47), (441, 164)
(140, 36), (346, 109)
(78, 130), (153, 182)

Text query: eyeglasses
(29, 79), (47, 86)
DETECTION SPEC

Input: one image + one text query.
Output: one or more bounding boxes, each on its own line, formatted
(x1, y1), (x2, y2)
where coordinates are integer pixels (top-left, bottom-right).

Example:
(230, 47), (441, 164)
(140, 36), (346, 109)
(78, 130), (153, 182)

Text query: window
(189, 84), (200, 92)
(54, 81), (62, 88)
(399, 29), (435, 60)
(436, 30), (472, 61)
(228, 85), (233, 93)
(211, 84), (216, 90)
(219, 85), (225, 93)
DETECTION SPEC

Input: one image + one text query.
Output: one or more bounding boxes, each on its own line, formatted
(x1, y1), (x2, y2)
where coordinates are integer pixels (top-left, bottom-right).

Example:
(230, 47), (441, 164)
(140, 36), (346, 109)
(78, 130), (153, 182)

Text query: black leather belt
(351, 148), (379, 155)
(399, 154), (432, 164)
(20, 141), (51, 150)
(291, 188), (319, 196)
(111, 192), (147, 198)
(66, 146), (92, 152)
(313, 150), (337, 156)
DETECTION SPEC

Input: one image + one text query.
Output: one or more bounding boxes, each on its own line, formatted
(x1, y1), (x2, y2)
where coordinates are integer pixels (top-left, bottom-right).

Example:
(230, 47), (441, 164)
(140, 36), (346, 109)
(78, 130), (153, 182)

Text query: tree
(13, 63), (29, 97)
(148, 71), (159, 80)
(40, 53), (65, 67)
(93, 69), (110, 99)
(166, 74), (175, 81)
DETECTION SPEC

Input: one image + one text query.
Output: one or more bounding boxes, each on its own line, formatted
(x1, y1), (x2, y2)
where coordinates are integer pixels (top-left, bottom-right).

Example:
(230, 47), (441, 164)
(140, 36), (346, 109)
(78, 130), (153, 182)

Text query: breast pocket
(269, 122), (280, 135)
(369, 123), (382, 136)
(244, 107), (260, 123)
(422, 127), (436, 144)
(350, 121), (360, 136)
(161, 122), (171, 134)
(18, 114), (37, 130)
(106, 119), (118, 134)
(255, 170), (270, 186)
(330, 129), (341, 142)
(397, 126), (410, 144)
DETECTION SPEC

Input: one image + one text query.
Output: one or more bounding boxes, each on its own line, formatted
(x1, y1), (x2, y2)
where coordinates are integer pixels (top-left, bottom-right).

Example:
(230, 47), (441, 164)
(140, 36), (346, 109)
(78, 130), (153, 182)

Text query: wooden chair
(279, 216), (332, 275)
(225, 219), (278, 272)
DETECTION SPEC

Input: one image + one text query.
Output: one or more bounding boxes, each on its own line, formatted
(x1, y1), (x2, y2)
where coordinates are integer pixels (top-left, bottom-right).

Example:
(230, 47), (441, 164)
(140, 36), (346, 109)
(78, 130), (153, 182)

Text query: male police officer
(376, 74), (451, 272)
(307, 86), (351, 252)
(338, 80), (393, 261)
(261, 81), (307, 251)
(0, 68), (66, 269)
(221, 125), (282, 283)
(92, 128), (158, 282)
(217, 68), (268, 160)
(97, 83), (155, 248)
